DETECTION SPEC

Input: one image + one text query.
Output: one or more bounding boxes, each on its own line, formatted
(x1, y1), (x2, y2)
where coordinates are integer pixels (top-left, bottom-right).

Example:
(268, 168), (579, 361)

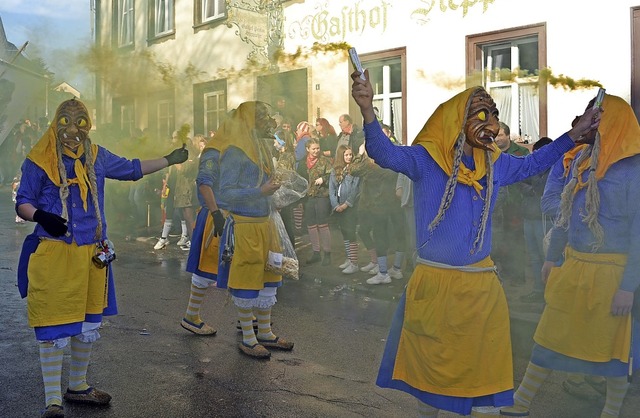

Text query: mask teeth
(76, 136), (81, 142)
(479, 133), (494, 143)
(63, 133), (68, 139)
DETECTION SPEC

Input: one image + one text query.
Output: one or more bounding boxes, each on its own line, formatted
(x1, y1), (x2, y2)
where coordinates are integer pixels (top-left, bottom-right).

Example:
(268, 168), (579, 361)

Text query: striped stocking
(39, 342), (63, 407)
(69, 337), (92, 392)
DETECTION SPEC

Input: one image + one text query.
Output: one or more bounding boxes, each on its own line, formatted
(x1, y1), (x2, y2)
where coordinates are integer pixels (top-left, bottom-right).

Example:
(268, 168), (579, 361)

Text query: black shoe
(321, 252), (332, 266)
(307, 251), (321, 265)
(519, 291), (544, 303)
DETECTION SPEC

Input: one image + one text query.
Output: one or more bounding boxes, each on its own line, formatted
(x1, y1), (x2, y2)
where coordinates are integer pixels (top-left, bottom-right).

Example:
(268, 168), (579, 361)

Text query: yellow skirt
(228, 214), (281, 290)
(534, 247), (631, 363)
(27, 239), (108, 327)
(197, 210), (219, 275)
(393, 256), (513, 397)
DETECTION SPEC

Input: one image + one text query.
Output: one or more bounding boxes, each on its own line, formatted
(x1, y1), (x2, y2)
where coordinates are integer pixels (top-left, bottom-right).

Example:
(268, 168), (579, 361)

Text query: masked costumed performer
(500, 94), (640, 418)
(349, 70), (601, 417)
(180, 134), (227, 335)
(15, 98), (188, 418)
(216, 101), (294, 359)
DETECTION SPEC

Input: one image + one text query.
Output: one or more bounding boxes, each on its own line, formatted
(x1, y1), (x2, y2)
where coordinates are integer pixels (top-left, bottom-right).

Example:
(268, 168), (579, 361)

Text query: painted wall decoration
(226, 0), (270, 61)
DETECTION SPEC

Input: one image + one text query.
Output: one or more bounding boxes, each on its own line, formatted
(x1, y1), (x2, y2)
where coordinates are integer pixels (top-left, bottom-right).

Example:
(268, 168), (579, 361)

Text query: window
(205, 91), (226, 134)
(150, 0), (175, 38)
(484, 37), (538, 142)
(467, 24), (547, 142)
(357, 48), (407, 144)
(203, 0), (225, 22)
(193, 80), (227, 136)
(120, 102), (135, 136)
(157, 100), (174, 140)
(117, 0), (135, 47)
(194, 0), (227, 28)
(112, 98), (135, 136)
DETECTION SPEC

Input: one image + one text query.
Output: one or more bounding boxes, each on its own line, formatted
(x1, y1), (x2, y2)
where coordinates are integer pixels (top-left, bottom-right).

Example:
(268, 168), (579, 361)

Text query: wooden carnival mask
(464, 89), (500, 151)
(55, 98), (92, 151)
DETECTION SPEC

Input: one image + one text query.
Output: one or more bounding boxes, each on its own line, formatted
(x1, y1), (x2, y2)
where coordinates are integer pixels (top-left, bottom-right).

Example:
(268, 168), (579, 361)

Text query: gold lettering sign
(412, 0), (495, 24)
(288, 1), (390, 42)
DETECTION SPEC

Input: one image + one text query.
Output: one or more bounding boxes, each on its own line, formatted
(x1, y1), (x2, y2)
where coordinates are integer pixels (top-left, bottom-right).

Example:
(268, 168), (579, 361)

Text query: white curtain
(392, 98), (403, 144)
(490, 86), (512, 128)
(520, 84), (539, 142)
(372, 99), (383, 122)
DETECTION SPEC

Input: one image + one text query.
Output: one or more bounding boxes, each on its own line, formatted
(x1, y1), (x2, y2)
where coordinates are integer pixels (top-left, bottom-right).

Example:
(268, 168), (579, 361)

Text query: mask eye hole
(58, 116), (70, 126)
(77, 118), (88, 128)
(477, 111), (486, 121)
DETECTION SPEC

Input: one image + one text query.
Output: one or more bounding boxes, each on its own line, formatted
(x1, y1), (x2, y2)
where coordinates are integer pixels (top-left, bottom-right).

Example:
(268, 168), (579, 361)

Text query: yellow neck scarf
(27, 124), (98, 211)
(412, 87), (500, 194)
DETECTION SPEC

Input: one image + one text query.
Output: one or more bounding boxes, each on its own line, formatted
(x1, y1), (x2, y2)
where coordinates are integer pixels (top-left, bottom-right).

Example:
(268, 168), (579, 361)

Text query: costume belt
(565, 246), (627, 267)
(230, 213), (269, 223)
(416, 256), (497, 273)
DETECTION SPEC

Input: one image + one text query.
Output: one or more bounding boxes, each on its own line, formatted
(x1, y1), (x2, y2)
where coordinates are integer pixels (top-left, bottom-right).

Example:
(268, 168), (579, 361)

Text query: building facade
(93, 0), (640, 146)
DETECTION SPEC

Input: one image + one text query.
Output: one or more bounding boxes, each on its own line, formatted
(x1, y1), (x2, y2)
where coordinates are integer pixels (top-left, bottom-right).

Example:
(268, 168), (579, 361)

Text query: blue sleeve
(101, 146), (143, 181)
(496, 134), (574, 187)
(362, 120), (427, 181)
(196, 149), (219, 189)
(15, 159), (45, 209)
(541, 159), (566, 218)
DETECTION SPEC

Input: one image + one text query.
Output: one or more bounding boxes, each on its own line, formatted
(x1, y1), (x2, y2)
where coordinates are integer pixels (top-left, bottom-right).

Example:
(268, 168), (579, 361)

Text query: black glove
(211, 209), (225, 237)
(33, 209), (68, 237)
(164, 145), (189, 166)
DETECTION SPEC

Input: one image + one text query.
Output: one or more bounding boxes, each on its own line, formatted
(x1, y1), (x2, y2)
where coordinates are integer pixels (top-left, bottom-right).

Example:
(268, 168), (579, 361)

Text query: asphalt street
(1, 186), (638, 418)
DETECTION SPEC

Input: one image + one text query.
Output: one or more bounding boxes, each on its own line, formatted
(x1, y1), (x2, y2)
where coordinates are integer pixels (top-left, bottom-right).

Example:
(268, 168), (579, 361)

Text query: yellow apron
(535, 247), (631, 363)
(27, 239), (108, 327)
(227, 213), (281, 290)
(198, 211), (219, 275)
(394, 256), (513, 397)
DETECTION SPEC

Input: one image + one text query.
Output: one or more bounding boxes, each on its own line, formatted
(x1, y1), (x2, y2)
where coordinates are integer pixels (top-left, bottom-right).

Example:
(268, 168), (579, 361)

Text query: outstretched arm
(140, 157), (170, 175)
(140, 145), (189, 175)
(350, 69), (377, 125)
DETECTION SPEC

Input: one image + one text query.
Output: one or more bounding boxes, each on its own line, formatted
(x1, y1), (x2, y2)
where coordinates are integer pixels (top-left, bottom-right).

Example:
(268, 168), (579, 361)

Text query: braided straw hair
(556, 134), (603, 251)
(84, 138), (103, 239)
(55, 138), (71, 221)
